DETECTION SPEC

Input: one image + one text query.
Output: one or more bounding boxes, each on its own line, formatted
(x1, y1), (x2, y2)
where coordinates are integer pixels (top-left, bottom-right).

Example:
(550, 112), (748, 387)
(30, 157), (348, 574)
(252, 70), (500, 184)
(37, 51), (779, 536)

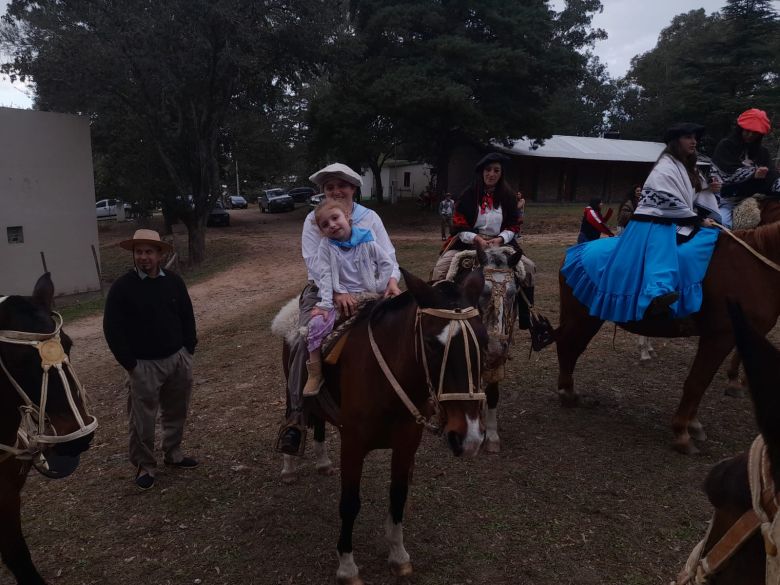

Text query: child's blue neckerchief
(329, 226), (374, 249)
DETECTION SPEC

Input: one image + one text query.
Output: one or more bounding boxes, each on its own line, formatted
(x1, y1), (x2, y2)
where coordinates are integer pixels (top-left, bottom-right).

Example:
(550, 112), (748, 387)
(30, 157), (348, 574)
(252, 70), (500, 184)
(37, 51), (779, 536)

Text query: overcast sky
(1, 0), (779, 109)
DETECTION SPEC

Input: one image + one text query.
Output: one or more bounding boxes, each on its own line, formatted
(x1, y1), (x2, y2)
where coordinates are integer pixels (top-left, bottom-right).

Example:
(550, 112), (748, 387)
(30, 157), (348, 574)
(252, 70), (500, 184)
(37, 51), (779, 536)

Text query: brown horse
(556, 220), (780, 454)
(282, 268), (487, 584)
(0, 274), (97, 585)
(671, 303), (779, 585)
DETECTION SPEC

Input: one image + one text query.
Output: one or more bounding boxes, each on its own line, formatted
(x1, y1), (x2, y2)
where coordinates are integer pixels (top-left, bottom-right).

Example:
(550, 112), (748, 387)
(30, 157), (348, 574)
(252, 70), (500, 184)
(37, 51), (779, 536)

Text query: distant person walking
(103, 229), (199, 491)
(616, 185), (641, 235)
(577, 197), (614, 243)
(438, 192), (455, 240)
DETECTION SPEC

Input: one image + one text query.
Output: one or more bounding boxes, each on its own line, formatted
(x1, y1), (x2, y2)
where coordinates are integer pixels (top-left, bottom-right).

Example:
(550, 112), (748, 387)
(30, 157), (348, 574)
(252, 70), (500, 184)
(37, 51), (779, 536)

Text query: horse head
(452, 242), (521, 375)
(674, 303), (780, 585)
(403, 268), (487, 457)
(0, 273), (97, 478)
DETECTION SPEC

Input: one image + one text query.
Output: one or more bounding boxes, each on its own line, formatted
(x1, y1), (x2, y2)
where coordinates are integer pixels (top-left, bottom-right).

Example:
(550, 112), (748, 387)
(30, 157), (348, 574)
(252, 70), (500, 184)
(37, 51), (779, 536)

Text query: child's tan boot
(302, 360), (323, 397)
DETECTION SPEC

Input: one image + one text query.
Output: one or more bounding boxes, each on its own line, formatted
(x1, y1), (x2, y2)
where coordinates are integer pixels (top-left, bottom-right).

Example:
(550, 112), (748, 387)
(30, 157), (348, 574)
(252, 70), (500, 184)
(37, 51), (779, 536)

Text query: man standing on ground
(103, 229), (198, 490)
(438, 192), (455, 241)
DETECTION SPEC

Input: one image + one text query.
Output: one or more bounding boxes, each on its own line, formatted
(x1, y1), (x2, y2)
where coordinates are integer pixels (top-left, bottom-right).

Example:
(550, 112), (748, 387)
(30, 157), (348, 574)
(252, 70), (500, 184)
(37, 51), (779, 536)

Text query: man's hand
(756, 166), (769, 179)
(384, 278), (401, 298)
(333, 292), (358, 317)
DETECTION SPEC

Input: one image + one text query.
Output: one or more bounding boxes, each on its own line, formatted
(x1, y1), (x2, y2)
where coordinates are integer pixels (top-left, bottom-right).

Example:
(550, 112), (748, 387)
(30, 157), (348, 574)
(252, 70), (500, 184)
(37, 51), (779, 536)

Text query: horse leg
(336, 437), (366, 585)
(672, 335), (734, 455)
(556, 296), (603, 407)
(483, 382), (500, 453)
(638, 336), (652, 362)
(313, 418), (335, 475)
(0, 482), (47, 585)
(385, 429), (420, 577)
(280, 454), (297, 484)
(724, 351), (746, 398)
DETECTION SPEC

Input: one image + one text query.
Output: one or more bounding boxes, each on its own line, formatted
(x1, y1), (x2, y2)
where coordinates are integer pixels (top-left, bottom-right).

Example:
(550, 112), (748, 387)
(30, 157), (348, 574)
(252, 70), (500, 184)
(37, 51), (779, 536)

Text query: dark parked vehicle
(308, 193), (325, 208)
(228, 195), (247, 209)
(259, 190), (295, 213)
(287, 187), (316, 203)
(207, 201), (230, 226)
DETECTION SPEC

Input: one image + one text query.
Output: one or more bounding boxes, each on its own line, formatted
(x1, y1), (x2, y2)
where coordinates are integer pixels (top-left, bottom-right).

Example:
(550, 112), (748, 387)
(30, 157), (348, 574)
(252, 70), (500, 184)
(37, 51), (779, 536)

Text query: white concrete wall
(0, 108), (100, 296)
(361, 163), (431, 203)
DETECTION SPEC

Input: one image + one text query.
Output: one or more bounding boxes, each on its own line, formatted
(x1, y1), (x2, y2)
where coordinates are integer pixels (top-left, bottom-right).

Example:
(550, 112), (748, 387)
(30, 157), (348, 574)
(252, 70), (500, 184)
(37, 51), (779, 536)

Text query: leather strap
(715, 222), (780, 273)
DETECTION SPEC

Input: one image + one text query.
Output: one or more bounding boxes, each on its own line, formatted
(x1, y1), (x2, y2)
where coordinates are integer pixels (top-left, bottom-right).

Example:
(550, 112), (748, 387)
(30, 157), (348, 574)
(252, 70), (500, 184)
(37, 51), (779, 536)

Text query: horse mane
(361, 280), (466, 327)
(734, 220), (780, 255)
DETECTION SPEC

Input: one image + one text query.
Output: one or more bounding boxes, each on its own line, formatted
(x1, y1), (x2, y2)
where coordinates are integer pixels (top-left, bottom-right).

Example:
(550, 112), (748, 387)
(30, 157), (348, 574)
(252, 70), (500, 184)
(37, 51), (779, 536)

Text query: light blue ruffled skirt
(561, 222), (719, 322)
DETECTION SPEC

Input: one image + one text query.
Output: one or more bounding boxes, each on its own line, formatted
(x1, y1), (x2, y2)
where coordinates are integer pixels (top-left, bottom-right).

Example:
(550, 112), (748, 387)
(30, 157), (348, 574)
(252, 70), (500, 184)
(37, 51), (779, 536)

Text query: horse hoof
(724, 383), (745, 398)
(316, 463), (337, 476)
(688, 425), (707, 442)
(578, 395), (600, 409)
(390, 561), (413, 577)
(483, 439), (501, 454)
(639, 351), (652, 362)
(673, 440), (700, 456)
(337, 577), (365, 585)
(558, 390), (579, 408)
(281, 470), (298, 485)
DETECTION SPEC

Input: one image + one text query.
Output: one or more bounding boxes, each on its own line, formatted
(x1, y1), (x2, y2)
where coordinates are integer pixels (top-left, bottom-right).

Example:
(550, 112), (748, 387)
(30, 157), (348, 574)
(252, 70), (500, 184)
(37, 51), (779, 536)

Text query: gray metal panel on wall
(0, 107), (100, 296)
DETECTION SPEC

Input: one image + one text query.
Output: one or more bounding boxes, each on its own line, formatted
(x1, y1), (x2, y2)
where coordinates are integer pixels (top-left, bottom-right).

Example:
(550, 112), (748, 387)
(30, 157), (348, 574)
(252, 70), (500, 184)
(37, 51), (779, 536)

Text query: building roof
(494, 135), (665, 163)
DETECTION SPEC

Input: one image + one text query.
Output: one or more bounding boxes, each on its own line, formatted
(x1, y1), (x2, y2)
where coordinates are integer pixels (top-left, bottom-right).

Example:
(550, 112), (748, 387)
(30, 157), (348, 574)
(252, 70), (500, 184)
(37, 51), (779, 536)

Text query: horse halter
(0, 297), (98, 463)
(368, 305), (484, 434)
(481, 266), (517, 345)
(673, 435), (779, 584)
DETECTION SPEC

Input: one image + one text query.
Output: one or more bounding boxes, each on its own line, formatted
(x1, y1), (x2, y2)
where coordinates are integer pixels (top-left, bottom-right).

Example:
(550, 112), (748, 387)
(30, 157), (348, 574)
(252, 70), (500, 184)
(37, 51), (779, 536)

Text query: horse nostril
(447, 431), (464, 457)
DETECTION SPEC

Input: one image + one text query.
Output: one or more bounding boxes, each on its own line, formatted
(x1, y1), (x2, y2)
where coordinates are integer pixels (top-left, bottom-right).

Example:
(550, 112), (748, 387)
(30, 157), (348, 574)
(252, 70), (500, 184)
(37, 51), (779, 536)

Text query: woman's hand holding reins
(333, 292), (358, 317)
(486, 237), (504, 247)
(384, 277), (401, 298)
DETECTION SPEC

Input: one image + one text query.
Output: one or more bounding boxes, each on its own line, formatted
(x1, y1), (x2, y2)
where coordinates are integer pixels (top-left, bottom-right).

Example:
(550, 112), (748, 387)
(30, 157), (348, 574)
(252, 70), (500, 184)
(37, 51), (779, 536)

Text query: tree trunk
(369, 159), (384, 204)
(185, 215), (207, 265)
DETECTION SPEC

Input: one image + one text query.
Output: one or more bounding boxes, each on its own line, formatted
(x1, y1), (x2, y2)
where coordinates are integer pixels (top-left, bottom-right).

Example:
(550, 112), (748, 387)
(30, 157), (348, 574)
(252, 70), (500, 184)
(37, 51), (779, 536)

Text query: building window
(403, 172), (411, 188)
(7, 226), (24, 244)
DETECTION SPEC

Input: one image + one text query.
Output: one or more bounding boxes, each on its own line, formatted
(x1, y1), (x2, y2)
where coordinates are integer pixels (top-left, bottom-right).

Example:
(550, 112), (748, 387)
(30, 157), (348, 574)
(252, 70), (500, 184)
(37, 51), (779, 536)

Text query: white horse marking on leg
(336, 552), (359, 581)
(462, 414), (484, 457)
(281, 454), (297, 484)
(385, 514), (411, 567)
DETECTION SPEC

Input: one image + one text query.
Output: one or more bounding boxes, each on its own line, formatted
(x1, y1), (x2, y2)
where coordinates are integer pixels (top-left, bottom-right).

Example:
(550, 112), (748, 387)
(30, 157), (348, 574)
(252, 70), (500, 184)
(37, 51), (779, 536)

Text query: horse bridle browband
(0, 296), (98, 463)
(368, 305), (484, 434)
(672, 435), (779, 584)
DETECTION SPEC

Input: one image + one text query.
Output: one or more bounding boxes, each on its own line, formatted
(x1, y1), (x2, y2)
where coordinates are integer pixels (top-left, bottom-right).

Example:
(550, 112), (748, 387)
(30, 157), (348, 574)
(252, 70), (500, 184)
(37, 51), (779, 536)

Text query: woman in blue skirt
(561, 123), (721, 323)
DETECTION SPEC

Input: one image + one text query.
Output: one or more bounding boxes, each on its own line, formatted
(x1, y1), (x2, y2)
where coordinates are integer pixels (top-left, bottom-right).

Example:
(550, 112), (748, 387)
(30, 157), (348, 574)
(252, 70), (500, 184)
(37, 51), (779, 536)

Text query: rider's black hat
(663, 123), (705, 144)
(474, 152), (510, 172)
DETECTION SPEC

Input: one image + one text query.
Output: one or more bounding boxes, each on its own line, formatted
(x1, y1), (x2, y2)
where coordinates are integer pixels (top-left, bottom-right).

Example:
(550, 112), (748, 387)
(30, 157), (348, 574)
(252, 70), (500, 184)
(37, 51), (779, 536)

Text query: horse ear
(728, 301), (780, 486)
(32, 272), (54, 312)
(473, 239), (488, 267)
(401, 268), (439, 309)
(508, 251), (523, 269)
(461, 267), (485, 307)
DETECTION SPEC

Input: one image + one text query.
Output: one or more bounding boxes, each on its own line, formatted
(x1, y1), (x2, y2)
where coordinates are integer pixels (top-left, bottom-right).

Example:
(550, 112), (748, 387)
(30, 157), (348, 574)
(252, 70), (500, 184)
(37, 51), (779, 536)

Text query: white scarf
(635, 154), (698, 220)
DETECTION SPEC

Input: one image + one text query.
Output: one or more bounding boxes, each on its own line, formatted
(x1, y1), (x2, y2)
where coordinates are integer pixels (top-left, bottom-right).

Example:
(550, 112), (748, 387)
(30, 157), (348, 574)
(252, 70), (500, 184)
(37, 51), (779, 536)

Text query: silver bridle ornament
(0, 296), (98, 463)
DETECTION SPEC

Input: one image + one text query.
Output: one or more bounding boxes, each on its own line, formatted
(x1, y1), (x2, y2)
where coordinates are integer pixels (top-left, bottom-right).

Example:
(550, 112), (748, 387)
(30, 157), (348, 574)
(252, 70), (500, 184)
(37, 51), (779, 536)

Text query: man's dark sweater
(103, 270), (197, 371)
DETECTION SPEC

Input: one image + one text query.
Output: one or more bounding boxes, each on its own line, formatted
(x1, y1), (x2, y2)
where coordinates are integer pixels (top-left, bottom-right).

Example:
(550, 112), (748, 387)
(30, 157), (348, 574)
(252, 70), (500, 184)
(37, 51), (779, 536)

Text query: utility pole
(235, 159), (240, 197)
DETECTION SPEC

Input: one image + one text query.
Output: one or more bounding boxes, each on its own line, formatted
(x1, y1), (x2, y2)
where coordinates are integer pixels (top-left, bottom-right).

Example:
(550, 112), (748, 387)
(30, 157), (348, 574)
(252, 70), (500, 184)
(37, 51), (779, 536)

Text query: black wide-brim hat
(474, 152), (510, 172)
(663, 123), (705, 144)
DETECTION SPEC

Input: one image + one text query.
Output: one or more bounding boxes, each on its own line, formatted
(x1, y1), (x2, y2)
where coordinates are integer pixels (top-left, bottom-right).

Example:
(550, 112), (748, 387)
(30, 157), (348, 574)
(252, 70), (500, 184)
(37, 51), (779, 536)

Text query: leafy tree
(2, 0), (340, 263)
(610, 0), (780, 147)
(309, 0), (605, 196)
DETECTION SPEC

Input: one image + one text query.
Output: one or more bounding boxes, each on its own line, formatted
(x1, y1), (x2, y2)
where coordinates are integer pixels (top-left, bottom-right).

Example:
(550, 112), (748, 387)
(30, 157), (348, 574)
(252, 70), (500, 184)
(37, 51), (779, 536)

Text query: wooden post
(40, 251), (48, 274)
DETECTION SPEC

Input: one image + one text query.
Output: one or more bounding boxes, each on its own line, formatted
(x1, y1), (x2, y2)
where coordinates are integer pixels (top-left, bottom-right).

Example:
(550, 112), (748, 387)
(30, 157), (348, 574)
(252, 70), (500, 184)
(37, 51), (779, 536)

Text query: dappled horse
(0, 274), (97, 585)
(556, 220), (780, 454)
(671, 304), (779, 585)
(441, 243), (523, 452)
(280, 268), (487, 584)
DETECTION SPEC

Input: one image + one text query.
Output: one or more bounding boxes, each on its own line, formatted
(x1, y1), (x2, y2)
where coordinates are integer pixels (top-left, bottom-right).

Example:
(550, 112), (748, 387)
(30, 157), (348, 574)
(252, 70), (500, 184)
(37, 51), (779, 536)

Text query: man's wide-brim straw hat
(119, 229), (173, 254)
(309, 163), (362, 188)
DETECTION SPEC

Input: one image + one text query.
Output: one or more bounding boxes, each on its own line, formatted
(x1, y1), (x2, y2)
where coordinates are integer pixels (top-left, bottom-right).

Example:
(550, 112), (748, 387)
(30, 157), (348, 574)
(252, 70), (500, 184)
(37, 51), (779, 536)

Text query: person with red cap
(712, 108), (780, 227)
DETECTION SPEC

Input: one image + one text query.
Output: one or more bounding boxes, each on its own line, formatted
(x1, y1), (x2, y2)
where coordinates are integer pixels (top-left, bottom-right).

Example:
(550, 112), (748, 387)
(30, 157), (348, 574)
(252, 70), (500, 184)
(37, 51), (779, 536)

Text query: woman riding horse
(278, 163), (401, 456)
(431, 152), (536, 328)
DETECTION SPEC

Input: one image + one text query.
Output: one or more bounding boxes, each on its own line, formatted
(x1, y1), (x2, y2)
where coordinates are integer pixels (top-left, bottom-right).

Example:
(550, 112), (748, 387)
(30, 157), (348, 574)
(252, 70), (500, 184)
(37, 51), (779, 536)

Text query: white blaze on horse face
(436, 322), (461, 346)
(462, 414), (484, 457)
(385, 514), (411, 567)
(336, 552), (359, 580)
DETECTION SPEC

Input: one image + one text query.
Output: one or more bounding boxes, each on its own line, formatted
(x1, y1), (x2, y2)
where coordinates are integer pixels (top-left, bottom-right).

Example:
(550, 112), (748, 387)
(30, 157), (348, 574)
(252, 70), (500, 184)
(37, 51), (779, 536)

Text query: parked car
(228, 194), (247, 209)
(287, 186), (316, 203)
(259, 190), (295, 213)
(95, 198), (132, 218)
(207, 200), (230, 226)
(308, 193), (325, 208)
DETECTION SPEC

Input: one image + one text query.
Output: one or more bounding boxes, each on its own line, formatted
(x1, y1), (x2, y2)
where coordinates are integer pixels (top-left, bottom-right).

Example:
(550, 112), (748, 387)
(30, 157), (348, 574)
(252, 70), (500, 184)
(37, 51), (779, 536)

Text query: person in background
(438, 192), (455, 241)
(713, 108), (780, 227)
(616, 185), (641, 235)
(103, 229), (198, 491)
(577, 197), (614, 243)
(516, 190), (526, 223)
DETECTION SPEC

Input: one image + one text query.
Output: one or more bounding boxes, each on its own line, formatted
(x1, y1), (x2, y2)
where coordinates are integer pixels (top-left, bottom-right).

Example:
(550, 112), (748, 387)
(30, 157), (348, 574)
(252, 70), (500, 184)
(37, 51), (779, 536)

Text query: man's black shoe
(135, 471), (155, 491)
(164, 456), (199, 469)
